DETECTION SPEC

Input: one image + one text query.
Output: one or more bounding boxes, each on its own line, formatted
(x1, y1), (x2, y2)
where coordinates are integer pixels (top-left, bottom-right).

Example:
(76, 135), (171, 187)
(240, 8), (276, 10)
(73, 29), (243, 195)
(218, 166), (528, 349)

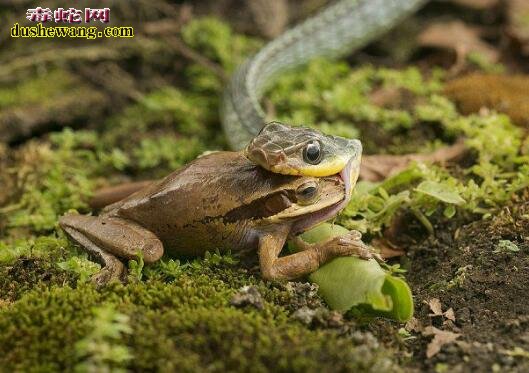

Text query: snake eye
(303, 141), (322, 165)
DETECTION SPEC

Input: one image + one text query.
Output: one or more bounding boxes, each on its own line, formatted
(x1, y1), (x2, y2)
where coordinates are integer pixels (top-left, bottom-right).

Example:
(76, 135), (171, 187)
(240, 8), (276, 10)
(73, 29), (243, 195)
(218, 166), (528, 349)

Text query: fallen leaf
(444, 308), (456, 322)
(371, 238), (406, 259)
(405, 317), (423, 333)
(360, 142), (467, 182)
(444, 74), (529, 127)
(427, 298), (443, 317)
(448, 0), (499, 9)
(90, 180), (155, 209)
(247, 0), (289, 38)
(369, 87), (414, 109)
(300, 223), (415, 321)
(506, 0), (529, 55)
(417, 21), (499, 65)
(423, 326), (461, 358)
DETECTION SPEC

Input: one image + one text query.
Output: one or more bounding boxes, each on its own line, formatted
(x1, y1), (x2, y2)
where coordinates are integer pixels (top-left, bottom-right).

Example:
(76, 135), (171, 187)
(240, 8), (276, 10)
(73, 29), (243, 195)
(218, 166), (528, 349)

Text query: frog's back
(103, 151), (295, 254)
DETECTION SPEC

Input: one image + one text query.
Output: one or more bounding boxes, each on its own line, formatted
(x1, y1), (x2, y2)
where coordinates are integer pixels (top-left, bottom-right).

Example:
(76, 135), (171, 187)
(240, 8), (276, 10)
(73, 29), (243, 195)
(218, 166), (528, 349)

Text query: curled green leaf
(293, 223), (414, 322)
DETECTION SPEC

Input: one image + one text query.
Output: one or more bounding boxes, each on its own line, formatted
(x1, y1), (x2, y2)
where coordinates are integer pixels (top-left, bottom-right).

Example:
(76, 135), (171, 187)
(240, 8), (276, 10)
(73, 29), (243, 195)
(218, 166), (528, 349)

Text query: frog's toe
(352, 244), (384, 262)
(328, 234), (376, 260)
(91, 258), (127, 287)
(334, 234), (362, 249)
(346, 230), (363, 241)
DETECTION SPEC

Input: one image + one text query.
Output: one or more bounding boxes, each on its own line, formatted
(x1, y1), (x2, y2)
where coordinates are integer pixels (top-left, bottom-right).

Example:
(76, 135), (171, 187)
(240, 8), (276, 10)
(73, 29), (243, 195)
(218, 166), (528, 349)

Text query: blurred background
(1, 1), (529, 370)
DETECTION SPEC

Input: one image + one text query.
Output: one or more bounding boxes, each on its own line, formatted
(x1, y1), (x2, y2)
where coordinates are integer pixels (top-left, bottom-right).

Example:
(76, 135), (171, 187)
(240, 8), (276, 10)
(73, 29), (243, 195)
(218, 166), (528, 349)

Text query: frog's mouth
(290, 155), (361, 235)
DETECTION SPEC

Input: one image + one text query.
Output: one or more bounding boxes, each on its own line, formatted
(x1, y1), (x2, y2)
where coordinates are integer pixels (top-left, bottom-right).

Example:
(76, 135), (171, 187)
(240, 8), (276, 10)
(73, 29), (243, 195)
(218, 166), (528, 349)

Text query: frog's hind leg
(59, 214), (164, 285)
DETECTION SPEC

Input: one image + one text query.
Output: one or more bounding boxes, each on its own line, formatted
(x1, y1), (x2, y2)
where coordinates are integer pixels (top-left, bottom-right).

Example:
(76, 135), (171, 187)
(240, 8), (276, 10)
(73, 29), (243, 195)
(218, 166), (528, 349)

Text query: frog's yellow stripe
(270, 158), (348, 177)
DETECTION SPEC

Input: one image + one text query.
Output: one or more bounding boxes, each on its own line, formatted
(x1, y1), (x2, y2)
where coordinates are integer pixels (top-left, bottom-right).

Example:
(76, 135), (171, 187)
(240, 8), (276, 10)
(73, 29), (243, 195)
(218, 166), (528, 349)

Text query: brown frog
(60, 123), (372, 284)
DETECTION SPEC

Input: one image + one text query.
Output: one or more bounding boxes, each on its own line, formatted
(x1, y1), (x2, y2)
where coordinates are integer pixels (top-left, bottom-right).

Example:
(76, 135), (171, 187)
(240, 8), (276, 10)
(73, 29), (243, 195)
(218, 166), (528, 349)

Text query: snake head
(245, 122), (362, 177)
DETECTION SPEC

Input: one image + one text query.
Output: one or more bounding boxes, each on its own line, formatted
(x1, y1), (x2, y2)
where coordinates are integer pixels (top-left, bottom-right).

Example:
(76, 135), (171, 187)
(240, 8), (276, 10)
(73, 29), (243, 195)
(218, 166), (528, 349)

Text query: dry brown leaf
(444, 308), (456, 322)
(369, 87), (408, 108)
(427, 298), (443, 317)
(360, 142), (467, 182)
(444, 74), (529, 127)
(90, 180), (155, 209)
(247, 0), (289, 38)
(423, 326), (461, 358)
(405, 317), (423, 333)
(370, 238), (405, 259)
(417, 21), (499, 64)
(448, 0), (499, 10)
(506, 0), (529, 55)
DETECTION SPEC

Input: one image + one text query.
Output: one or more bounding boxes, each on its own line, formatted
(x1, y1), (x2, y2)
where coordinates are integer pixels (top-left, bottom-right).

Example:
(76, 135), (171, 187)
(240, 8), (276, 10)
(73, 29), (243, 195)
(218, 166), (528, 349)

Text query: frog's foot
(59, 214), (164, 285)
(90, 252), (127, 287)
(258, 228), (370, 281)
(292, 230), (382, 262)
(325, 230), (382, 261)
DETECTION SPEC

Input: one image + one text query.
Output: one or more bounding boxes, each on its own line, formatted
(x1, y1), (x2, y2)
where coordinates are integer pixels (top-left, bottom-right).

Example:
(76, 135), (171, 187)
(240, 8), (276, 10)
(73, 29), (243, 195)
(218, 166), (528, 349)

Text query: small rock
(230, 285), (264, 310)
(326, 311), (344, 328)
(291, 306), (317, 325)
(285, 281), (319, 298)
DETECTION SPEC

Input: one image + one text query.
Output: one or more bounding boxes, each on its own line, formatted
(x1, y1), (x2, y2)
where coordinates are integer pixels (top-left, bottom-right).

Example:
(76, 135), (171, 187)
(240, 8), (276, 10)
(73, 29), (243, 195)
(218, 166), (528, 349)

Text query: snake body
(221, 0), (427, 150)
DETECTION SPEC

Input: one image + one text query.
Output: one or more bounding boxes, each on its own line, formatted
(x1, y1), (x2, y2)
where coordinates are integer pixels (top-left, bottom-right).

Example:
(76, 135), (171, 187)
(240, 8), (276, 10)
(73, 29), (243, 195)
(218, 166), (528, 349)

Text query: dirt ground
(404, 195), (529, 371)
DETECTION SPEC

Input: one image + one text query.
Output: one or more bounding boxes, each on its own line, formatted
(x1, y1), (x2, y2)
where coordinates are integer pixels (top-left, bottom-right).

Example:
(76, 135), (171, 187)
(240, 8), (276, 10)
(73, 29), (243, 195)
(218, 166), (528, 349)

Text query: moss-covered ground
(1, 4), (529, 372)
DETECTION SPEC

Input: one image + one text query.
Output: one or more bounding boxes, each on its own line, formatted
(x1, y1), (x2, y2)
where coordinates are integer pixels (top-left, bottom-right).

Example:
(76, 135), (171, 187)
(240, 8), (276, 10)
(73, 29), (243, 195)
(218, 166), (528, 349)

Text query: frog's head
(262, 152), (361, 234)
(245, 121), (362, 177)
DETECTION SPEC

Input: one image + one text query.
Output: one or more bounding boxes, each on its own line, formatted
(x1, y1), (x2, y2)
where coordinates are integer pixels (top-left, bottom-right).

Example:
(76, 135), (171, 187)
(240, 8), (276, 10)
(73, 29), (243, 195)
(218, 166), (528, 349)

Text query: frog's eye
(296, 181), (319, 205)
(303, 140), (322, 165)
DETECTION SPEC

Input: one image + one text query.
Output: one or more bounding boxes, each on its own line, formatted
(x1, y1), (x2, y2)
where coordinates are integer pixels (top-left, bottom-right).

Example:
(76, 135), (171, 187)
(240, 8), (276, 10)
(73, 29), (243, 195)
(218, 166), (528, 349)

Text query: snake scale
(221, 0), (427, 150)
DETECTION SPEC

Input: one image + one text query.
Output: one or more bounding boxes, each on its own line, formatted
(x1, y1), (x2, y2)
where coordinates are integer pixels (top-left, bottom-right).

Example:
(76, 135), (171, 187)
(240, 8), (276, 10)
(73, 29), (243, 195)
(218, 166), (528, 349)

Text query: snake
(221, 0), (427, 151)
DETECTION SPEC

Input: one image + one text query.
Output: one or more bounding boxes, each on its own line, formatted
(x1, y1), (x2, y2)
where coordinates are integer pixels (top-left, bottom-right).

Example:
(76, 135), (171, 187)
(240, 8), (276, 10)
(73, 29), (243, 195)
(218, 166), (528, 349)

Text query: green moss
(466, 52), (505, 74)
(268, 61), (445, 153)
(0, 135), (99, 232)
(181, 17), (262, 72)
(338, 85), (529, 234)
(0, 71), (92, 109)
(75, 305), (133, 372)
(0, 235), (68, 265)
(0, 277), (399, 372)
(105, 87), (214, 142)
(131, 136), (205, 173)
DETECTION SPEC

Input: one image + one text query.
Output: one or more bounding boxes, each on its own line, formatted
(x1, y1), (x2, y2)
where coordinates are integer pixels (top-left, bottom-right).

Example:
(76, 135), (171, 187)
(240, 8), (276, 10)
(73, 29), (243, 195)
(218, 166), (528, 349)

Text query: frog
(59, 123), (373, 285)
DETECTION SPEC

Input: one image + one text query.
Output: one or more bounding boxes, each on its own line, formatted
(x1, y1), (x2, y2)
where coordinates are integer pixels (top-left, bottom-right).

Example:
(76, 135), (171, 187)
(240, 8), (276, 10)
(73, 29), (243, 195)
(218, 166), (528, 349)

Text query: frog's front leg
(59, 214), (163, 285)
(258, 228), (380, 281)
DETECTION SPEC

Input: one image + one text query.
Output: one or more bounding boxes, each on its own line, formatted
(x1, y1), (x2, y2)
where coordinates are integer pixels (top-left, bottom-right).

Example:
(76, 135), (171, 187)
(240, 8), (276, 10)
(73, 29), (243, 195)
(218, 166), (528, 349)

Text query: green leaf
(443, 204), (457, 219)
(371, 275), (414, 321)
(295, 223), (414, 321)
(309, 257), (391, 311)
(415, 180), (465, 205)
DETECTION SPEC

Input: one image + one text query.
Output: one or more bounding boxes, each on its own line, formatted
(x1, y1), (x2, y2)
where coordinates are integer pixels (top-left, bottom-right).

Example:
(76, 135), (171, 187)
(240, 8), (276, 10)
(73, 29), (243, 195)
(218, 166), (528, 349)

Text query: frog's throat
(291, 155), (360, 235)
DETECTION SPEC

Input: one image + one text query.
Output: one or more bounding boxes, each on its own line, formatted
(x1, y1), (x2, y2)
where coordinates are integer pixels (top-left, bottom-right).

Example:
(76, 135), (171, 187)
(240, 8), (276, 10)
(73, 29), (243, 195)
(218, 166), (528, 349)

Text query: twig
(165, 35), (228, 82)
